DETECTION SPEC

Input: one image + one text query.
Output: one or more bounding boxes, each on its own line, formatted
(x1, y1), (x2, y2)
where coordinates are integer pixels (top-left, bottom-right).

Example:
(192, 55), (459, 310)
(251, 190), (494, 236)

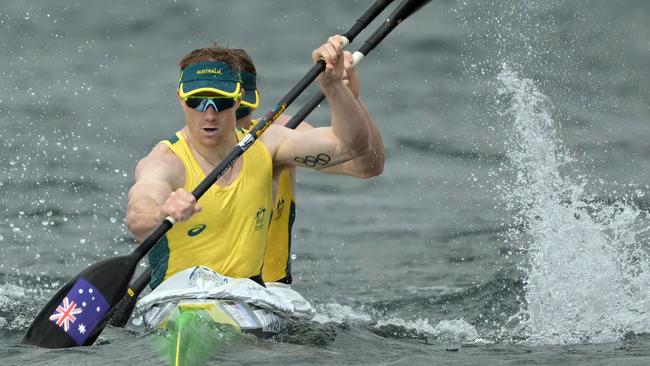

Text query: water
(1, 0), (649, 365)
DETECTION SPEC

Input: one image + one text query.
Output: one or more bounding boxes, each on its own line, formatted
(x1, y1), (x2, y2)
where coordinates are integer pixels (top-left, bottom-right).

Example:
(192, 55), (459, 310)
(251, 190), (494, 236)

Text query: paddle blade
(22, 254), (137, 348)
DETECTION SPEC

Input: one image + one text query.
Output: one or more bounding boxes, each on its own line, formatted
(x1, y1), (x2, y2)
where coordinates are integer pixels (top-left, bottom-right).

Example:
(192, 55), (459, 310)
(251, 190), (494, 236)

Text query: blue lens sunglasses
(184, 96), (237, 112)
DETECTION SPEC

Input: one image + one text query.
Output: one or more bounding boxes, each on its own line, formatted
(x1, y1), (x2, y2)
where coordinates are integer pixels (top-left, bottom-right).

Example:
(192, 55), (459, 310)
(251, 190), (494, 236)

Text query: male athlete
(230, 48), (384, 285)
(126, 36), (373, 289)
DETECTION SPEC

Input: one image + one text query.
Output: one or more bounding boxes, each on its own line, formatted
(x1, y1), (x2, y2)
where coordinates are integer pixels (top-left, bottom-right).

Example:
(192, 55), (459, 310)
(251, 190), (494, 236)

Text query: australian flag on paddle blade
(48, 277), (109, 346)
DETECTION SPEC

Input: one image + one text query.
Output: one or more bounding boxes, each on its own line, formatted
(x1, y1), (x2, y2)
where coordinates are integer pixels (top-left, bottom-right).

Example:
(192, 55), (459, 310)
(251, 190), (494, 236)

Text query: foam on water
(0, 283), (33, 332)
(312, 303), (373, 324)
(314, 302), (484, 344)
(377, 317), (485, 344)
(430, 319), (483, 344)
(497, 65), (650, 345)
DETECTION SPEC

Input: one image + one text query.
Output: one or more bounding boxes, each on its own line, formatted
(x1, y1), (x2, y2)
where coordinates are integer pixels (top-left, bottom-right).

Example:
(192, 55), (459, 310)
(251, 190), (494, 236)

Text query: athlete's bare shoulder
(258, 124), (290, 159)
(273, 114), (291, 127)
(259, 116), (330, 167)
(134, 143), (185, 188)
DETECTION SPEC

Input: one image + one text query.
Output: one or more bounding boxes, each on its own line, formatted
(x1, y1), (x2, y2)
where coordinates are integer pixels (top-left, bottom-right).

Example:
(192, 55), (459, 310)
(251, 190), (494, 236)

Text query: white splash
(431, 319), (482, 344)
(314, 302), (485, 344)
(498, 64), (650, 344)
(377, 317), (483, 344)
(312, 303), (373, 324)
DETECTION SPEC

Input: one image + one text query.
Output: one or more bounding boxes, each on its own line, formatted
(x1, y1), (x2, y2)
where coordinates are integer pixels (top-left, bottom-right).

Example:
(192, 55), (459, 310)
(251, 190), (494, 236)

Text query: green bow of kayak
(152, 306), (237, 366)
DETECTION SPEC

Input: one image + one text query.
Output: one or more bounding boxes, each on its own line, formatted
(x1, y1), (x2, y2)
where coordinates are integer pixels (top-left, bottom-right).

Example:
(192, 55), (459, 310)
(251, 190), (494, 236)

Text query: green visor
(178, 61), (242, 100)
(239, 70), (259, 109)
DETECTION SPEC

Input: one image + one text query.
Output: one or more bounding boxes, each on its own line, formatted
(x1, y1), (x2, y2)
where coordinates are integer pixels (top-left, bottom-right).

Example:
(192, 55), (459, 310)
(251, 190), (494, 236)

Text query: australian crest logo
(275, 199), (285, 220)
(254, 207), (266, 231)
(187, 224), (207, 237)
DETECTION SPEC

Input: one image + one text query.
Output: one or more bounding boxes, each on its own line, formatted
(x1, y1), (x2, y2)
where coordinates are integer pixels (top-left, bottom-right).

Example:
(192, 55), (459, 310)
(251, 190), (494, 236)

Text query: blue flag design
(48, 277), (110, 345)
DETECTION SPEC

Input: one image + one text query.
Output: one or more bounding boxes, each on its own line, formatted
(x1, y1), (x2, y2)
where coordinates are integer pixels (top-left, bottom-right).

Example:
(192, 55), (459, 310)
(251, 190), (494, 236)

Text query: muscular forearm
(354, 99), (385, 176)
(322, 138), (384, 178)
(325, 82), (371, 159)
(320, 99), (384, 177)
(126, 195), (165, 243)
(126, 146), (187, 243)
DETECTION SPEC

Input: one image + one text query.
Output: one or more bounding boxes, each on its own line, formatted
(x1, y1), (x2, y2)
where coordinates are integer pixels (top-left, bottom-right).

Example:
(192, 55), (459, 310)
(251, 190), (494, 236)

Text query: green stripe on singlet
(148, 234), (170, 289)
(165, 133), (180, 144)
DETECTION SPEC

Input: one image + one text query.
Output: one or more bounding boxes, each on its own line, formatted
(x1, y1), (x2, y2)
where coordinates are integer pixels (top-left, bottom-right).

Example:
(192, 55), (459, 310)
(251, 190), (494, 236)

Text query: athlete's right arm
(125, 144), (201, 243)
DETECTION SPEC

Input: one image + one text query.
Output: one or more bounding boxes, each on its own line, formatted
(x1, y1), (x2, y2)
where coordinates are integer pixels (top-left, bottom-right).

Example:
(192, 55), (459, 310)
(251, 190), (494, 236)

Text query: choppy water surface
(1, 1), (649, 365)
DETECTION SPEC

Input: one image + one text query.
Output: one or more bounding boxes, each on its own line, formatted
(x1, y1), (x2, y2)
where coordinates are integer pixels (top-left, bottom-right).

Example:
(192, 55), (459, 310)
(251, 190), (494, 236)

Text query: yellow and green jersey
(263, 167), (296, 283)
(245, 119), (297, 284)
(148, 129), (273, 289)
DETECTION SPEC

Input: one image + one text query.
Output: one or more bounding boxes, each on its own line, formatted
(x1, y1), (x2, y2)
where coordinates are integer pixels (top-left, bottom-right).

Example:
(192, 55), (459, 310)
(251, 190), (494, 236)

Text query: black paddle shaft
(22, 0), (405, 348)
(286, 0), (433, 130)
(107, 267), (152, 328)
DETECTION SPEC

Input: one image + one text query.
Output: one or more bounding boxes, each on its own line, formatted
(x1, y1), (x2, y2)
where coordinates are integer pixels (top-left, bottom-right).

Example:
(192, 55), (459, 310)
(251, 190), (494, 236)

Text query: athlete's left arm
(268, 35), (372, 169)
(318, 52), (384, 178)
(278, 102), (384, 178)
(273, 51), (384, 178)
(315, 98), (384, 178)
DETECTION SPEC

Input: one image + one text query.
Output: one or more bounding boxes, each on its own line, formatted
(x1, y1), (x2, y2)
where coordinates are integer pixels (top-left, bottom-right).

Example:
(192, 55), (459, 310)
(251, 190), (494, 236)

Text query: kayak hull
(144, 298), (288, 338)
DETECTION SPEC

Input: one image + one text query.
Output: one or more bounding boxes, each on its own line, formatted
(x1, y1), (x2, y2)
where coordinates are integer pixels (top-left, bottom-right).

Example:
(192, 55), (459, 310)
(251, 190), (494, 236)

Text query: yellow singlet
(246, 119), (297, 284)
(148, 129), (273, 289)
(263, 167), (296, 283)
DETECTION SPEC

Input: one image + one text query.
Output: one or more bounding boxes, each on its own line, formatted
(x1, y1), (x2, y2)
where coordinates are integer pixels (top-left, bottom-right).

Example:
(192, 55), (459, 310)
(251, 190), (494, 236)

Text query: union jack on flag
(49, 297), (82, 332)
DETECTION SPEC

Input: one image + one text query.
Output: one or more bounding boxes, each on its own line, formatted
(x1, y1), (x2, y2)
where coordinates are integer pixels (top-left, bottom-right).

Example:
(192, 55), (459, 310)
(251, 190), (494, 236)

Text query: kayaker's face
(178, 92), (239, 147)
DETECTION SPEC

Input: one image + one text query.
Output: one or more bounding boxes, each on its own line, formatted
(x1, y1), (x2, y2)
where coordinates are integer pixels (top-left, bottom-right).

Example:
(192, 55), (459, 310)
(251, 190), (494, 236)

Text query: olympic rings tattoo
(294, 153), (331, 168)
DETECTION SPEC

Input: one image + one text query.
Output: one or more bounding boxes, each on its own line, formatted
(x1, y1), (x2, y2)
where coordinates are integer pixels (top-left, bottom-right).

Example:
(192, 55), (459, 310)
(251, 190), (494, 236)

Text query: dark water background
(1, 0), (649, 365)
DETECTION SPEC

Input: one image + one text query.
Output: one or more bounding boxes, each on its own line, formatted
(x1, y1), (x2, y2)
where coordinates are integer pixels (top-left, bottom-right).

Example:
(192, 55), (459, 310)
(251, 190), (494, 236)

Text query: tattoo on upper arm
(294, 153), (331, 168)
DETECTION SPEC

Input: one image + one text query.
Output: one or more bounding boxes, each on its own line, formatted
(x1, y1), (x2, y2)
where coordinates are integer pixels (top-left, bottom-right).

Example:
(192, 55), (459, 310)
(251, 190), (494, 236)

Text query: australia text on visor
(184, 96), (237, 112)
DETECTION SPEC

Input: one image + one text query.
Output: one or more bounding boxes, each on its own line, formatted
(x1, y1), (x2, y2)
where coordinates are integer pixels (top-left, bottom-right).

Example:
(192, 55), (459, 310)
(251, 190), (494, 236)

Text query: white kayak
(137, 266), (314, 337)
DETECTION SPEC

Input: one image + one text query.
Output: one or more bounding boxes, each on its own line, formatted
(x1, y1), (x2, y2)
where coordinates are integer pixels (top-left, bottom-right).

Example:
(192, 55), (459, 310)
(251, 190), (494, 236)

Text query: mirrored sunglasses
(184, 96), (236, 112)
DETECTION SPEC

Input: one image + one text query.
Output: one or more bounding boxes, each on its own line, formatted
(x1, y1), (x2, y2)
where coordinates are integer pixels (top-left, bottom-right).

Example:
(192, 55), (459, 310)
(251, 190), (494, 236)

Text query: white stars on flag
(50, 278), (110, 346)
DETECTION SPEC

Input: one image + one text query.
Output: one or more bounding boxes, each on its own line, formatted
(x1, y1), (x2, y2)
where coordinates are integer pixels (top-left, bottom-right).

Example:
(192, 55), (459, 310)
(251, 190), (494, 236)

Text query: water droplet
(132, 316), (143, 326)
